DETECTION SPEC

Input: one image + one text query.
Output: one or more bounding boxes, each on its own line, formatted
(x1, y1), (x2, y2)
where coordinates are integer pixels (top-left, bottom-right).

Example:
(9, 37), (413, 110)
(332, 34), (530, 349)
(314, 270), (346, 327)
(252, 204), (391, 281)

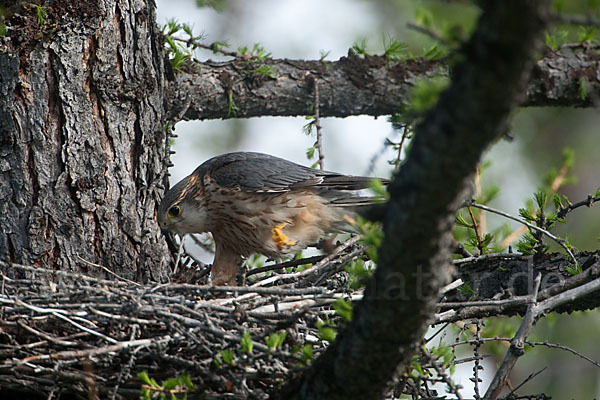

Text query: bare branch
(551, 12), (600, 27)
(167, 46), (598, 121)
(280, 2), (551, 399)
(484, 271), (542, 399)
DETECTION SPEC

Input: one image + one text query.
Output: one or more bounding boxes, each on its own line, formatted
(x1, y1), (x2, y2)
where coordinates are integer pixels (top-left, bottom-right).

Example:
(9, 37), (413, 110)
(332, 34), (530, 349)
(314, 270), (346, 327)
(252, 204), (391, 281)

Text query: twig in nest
(77, 256), (140, 286)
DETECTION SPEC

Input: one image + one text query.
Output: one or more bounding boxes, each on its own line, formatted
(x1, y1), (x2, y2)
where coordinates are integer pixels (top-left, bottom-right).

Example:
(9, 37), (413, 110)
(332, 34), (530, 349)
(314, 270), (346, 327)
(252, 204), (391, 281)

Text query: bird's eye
(167, 205), (182, 218)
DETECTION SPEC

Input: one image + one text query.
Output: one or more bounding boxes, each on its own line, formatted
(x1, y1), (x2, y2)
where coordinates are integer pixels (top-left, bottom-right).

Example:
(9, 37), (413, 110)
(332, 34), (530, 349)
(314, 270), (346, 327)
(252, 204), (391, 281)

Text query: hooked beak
(160, 223), (171, 234)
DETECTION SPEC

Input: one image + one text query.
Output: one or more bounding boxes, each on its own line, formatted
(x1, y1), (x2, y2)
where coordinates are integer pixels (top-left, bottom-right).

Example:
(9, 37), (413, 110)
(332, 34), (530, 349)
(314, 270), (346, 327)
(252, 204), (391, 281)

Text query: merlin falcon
(158, 152), (387, 285)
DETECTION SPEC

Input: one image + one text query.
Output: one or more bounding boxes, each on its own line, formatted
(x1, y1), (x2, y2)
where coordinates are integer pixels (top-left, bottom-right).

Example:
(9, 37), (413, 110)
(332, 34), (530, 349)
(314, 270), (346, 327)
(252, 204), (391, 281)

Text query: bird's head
(157, 175), (210, 235)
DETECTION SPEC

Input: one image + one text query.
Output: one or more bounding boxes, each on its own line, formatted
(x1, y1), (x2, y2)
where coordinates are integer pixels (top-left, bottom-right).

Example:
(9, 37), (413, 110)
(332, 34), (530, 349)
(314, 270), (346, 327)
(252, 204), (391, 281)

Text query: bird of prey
(158, 152), (387, 285)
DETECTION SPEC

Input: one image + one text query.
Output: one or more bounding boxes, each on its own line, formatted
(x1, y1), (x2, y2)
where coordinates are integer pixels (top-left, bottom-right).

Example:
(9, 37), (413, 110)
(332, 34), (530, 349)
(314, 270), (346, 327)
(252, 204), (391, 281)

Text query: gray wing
(193, 152), (386, 192)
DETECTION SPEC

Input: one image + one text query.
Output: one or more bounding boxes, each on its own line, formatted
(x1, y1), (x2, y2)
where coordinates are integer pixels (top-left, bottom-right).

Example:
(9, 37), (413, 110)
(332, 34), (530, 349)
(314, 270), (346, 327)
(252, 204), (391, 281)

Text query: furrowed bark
(0, 0), (170, 281)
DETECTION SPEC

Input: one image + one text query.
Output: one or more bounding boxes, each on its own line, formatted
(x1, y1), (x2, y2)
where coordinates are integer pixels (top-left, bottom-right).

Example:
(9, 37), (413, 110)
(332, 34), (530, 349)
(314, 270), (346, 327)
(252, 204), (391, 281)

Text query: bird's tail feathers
(321, 175), (390, 191)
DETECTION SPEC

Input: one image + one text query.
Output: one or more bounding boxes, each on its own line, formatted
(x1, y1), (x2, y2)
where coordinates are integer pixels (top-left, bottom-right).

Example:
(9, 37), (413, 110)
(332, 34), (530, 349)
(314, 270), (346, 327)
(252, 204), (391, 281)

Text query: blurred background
(156, 0), (600, 397)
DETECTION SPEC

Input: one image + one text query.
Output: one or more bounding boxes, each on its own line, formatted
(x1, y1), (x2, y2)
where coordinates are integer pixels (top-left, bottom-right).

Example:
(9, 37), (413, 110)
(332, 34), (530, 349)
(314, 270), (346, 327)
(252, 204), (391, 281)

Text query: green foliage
(345, 258), (373, 289)
(545, 29), (569, 50)
(215, 349), (235, 366)
(431, 344), (454, 368)
(241, 331), (253, 354)
(423, 44), (448, 60)
(516, 232), (539, 255)
(396, 75), (449, 127)
(138, 371), (195, 400)
(227, 92), (238, 117)
(455, 213), (472, 229)
(458, 282), (474, 297)
(210, 40), (230, 55)
(518, 203), (536, 223)
(196, 0), (226, 11)
(351, 38), (368, 56)
(316, 320), (337, 343)
(453, 163), (506, 255)
(353, 216), (384, 263)
(238, 43), (272, 60)
(162, 19), (205, 71)
(382, 33), (408, 61)
(565, 263), (583, 275)
(246, 253), (265, 270)
(481, 317), (520, 356)
(333, 298), (353, 321)
(265, 330), (287, 351)
(415, 6), (434, 28)
(552, 0), (565, 13)
(254, 64), (275, 78)
(534, 190), (548, 211)
(409, 354), (424, 378)
(299, 344), (314, 366)
(579, 77), (588, 101)
(409, 76), (449, 113)
(478, 183), (500, 205)
(578, 26), (597, 44)
(368, 178), (390, 202)
(35, 5), (47, 25)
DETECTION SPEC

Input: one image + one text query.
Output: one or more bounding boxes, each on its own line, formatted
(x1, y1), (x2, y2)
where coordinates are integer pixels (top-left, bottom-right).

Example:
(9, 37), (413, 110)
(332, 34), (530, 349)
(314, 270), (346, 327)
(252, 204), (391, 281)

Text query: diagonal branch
(484, 271), (542, 399)
(278, 1), (551, 399)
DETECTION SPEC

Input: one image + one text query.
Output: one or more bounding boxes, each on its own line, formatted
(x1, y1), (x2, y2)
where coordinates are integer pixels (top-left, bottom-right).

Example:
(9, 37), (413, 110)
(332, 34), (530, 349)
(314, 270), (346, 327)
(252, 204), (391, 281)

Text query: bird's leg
(210, 242), (242, 286)
(317, 235), (338, 254)
(271, 223), (296, 250)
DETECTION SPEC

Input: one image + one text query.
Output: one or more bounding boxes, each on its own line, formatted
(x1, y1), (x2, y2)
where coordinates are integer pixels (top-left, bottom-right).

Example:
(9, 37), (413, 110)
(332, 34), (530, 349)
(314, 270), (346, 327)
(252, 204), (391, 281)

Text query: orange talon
(344, 215), (358, 225)
(272, 223), (296, 250)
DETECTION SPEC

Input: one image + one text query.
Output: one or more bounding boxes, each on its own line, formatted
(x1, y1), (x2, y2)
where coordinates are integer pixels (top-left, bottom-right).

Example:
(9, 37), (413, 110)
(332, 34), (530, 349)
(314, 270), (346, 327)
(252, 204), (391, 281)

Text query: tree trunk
(0, 0), (170, 281)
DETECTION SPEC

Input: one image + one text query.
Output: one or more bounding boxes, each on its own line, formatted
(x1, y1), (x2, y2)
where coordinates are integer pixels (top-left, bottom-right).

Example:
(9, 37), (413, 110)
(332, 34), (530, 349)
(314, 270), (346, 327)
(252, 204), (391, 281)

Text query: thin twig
(51, 312), (118, 345)
(467, 205), (484, 255)
(406, 22), (452, 45)
(449, 335), (600, 369)
(313, 77), (324, 170)
(247, 255), (325, 277)
(17, 337), (171, 365)
(76, 256), (140, 286)
(504, 367), (547, 398)
(550, 12), (600, 27)
(527, 341), (600, 368)
(452, 252), (525, 265)
(472, 319), (483, 399)
(251, 235), (361, 286)
(555, 194), (599, 220)
(423, 348), (464, 400)
(465, 201), (578, 268)
(172, 235), (186, 275)
(149, 283), (328, 296)
(534, 274), (600, 315)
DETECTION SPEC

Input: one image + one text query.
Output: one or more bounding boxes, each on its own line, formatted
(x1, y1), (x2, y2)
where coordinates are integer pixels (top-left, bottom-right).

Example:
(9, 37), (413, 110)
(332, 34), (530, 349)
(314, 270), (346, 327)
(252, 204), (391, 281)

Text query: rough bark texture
(167, 45), (599, 120)
(444, 251), (600, 321)
(279, 1), (550, 399)
(0, 0), (170, 281)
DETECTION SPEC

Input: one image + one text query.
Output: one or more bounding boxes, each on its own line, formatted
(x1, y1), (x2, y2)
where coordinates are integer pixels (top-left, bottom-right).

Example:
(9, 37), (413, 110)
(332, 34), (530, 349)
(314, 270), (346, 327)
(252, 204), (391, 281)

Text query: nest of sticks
(0, 235), (598, 399)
